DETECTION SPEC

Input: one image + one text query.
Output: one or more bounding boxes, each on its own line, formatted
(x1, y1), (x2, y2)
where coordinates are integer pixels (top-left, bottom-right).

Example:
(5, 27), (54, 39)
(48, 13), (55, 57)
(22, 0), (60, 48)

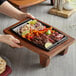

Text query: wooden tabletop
(3, 18), (75, 58)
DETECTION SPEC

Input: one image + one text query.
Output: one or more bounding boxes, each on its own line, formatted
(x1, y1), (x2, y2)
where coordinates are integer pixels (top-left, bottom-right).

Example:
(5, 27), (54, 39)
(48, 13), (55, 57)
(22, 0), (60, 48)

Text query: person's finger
(8, 41), (21, 48)
(26, 13), (35, 19)
(9, 45), (24, 48)
(11, 43), (21, 48)
(12, 37), (20, 43)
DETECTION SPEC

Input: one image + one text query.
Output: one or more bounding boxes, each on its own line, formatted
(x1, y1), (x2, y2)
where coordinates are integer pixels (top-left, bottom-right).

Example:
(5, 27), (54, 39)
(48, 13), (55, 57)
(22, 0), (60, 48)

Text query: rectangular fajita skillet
(8, 18), (68, 51)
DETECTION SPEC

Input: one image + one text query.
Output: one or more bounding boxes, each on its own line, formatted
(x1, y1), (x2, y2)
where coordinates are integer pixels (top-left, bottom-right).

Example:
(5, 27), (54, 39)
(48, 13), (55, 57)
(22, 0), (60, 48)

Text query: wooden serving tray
(8, 0), (45, 8)
(8, 0), (46, 12)
(3, 18), (75, 67)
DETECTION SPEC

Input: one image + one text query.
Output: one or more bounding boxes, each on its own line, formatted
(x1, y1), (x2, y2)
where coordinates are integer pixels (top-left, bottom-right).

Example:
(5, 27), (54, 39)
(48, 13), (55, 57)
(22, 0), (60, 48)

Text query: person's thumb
(12, 38), (20, 43)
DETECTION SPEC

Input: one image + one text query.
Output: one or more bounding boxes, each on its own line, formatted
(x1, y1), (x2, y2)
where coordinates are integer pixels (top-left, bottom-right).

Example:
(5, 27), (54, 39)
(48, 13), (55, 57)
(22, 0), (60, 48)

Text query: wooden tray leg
(40, 55), (50, 67)
(58, 47), (68, 55)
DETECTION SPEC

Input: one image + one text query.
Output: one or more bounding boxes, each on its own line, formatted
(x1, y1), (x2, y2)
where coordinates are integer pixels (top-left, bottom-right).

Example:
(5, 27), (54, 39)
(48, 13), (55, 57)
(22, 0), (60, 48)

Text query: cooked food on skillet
(15, 20), (64, 49)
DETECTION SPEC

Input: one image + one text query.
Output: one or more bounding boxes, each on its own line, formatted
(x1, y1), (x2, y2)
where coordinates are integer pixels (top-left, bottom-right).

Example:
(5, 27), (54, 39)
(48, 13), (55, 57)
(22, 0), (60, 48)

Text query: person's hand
(18, 13), (35, 20)
(24, 13), (35, 19)
(0, 35), (23, 48)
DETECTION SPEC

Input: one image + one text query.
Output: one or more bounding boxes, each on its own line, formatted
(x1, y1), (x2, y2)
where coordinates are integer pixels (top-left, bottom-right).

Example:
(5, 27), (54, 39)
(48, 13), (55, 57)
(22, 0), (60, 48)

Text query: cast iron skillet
(10, 18), (68, 51)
